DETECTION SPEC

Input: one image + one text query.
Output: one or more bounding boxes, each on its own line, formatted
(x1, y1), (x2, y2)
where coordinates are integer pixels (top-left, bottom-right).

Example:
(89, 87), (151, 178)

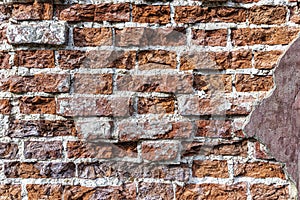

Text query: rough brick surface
(0, 0), (298, 199)
(7, 21), (67, 45)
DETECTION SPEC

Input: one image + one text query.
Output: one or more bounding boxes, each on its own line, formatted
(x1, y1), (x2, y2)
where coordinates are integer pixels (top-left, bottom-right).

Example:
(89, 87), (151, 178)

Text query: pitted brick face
(1, 0), (300, 199)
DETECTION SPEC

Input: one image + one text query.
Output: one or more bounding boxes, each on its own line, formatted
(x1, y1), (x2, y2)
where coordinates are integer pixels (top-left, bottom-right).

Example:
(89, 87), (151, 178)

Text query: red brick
(118, 119), (192, 141)
(0, 99), (11, 114)
(232, 27), (299, 46)
(192, 29), (227, 46)
(290, 6), (300, 24)
(73, 73), (112, 94)
(24, 141), (63, 160)
(235, 75), (274, 92)
(12, 2), (53, 20)
(138, 50), (176, 70)
(4, 162), (75, 178)
(254, 50), (282, 69)
(0, 184), (21, 199)
(175, 6), (247, 23)
(58, 4), (95, 21)
(182, 140), (248, 157)
(94, 3), (130, 22)
(195, 120), (232, 138)
(138, 183), (173, 200)
(138, 97), (175, 114)
(254, 141), (273, 160)
(15, 50), (54, 68)
(132, 5), (170, 24)
(180, 50), (252, 70)
(192, 160), (229, 178)
(0, 25), (7, 43)
(250, 184), (289, 200)
(141, 141), (179, 161)
(234, 162), (286, 179)
(2, 74), (69, 93)
(58, 3), (130, 22)
(73, 28), (112, 46)
(0, 143), (18, 159)
(176, 183), (247, 199)
(58, 50), (135, 70)
(249, 6), (287, 24)
(0, 51), (10, 69)
(19, 96), (56, 114)
(194, 74), (232, 93)
(8, 120), (76, 138)
(232, 0), (259, 2)
(115, 27), (186, 47)
(63, 184), (136, 200)
(67, 141), (113, 159)
(27, 185), (63, 200)
(116, 74), (193, 94)
(56, 97), (132, 117)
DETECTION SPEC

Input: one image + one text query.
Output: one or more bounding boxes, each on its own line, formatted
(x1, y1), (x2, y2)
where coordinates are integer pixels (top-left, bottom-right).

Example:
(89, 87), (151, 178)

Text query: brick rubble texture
(0, 0), (299, 199)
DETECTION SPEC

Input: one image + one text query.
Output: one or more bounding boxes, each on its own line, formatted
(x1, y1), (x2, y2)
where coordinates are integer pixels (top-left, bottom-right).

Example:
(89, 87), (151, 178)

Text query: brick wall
(0, 0), (299, 199)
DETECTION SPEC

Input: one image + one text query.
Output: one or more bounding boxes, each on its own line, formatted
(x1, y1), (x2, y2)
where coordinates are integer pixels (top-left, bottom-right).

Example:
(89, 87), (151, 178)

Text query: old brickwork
(0, 0), (299, 199)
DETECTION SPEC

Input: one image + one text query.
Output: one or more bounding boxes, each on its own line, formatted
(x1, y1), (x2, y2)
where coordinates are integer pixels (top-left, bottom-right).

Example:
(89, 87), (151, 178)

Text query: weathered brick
(180, 50), (252, 70)
(19, 96), (56, 114)
(178, 95), (254, 116)
(94, 3), (130, 22)
(138, 182), (173, 200)
(78, 161), (188, 181)
(138, 97), (175, 114)
(232, 0), (259, 2)
(234, 162), (286, 179)
(141, 141), (179, 161)
(56, 97), (132, 117)
(254, 50), (282, 69)
(0, 143), (18, 159)
(254, 141), (273, 160)
(0, 99), (11, 114)
(231, 27), (299, 46)
(58, 50), (136, 70)
(138, 50), (176, 70)
(12, 3), (53, 20)
(8, 120), (76, 137)
(63, 184), (136, 200)
(73, 28), (112, 46)
(4, 162), (75, 178)
(0, 25), (7, 43)
(132, 5), (170, 24)
(7, 21), (67, 45)
(250, 184), (289, 200)
(0, 5), (12, 22)
(67, 141), (113, 159)
(183, 140), (248, 157)
(58, 3), (130, 22)
(194, 74), (232, 93)
(0, 51), (11, 69)
(0, 184), (21, 199)
(15, 50), (54, 68)
(76, 119), (113, 141)
(192, 29), (227, 46)
(58, 4), (95, 21)
(118, 118), (192, 141)
(235, 75), (273, 92)
(196, 120), (232, 138)
(192, 160), (229, 178)
(2, 74), (69, 93)
(115, 27), (186, 47)
(249, 6), (287, 24)
(116, 74), (193, 94)
(73, 73), (112, 94)
(27, 184), (63, 200)
(176, 183), (247, 199)
(24, 141), (63, 160)
(290, 6), (300, 24)
(175, 6), (247, 23)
